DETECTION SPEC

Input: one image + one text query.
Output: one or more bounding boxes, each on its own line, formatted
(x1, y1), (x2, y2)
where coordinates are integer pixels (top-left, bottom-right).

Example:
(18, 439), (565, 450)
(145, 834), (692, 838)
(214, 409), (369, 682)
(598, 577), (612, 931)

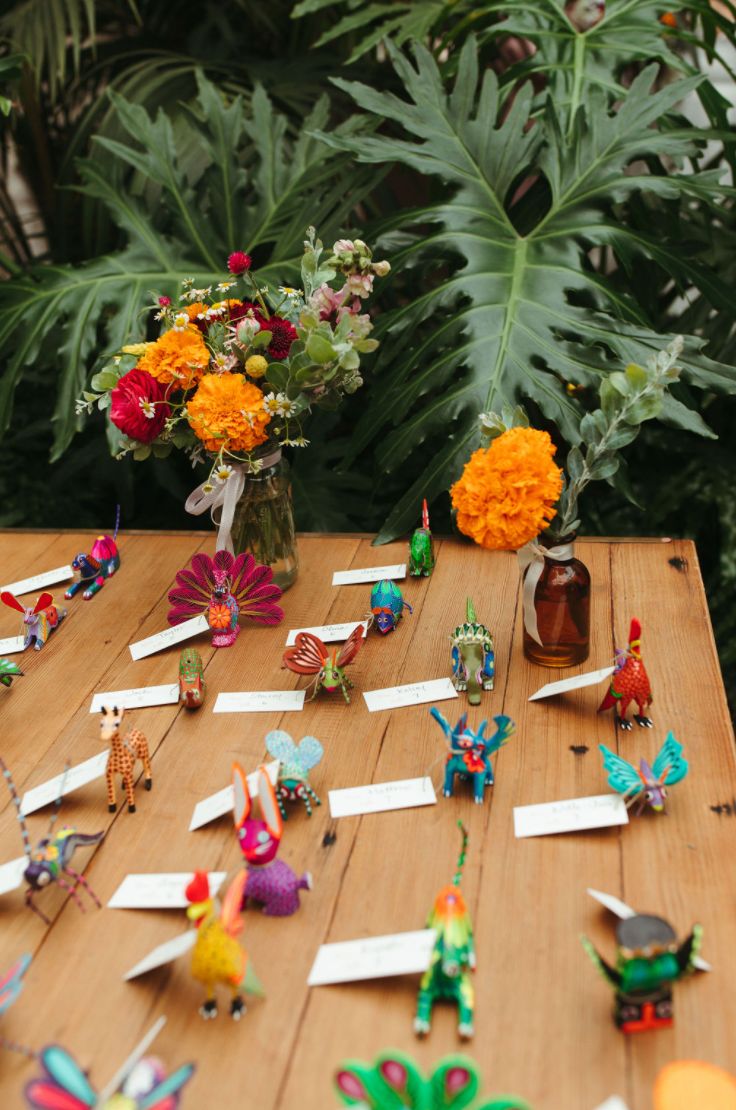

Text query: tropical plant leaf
(316, 38), (736, 542)
(0, 72), (384, 459)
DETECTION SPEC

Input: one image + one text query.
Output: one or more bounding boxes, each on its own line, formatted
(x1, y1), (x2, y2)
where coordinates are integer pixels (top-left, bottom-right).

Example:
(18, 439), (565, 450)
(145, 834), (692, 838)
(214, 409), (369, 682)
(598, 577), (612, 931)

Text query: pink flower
(228, 251), (252, 275)
(310, 283), (348, 321)
(345, 272), (374, 299)
(110, 368), (170, 443)
(333, 239), (355, 253)
(158, 295), (171, 306)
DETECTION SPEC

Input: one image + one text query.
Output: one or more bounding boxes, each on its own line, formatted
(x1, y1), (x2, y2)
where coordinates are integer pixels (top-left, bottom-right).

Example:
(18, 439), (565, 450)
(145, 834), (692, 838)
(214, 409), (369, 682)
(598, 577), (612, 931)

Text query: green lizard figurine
(409, 499), (434, 576)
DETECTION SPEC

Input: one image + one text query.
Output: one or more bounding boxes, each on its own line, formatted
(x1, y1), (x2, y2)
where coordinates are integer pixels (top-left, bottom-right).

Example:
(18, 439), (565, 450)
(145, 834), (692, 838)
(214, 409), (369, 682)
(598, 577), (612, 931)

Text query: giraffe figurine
(99, 705), (152, 813)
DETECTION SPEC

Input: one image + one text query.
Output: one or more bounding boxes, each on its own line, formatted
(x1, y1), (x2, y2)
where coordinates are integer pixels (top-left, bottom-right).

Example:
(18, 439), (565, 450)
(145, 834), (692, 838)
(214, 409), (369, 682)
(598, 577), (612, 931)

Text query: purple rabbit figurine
(232, 763), (312, 917)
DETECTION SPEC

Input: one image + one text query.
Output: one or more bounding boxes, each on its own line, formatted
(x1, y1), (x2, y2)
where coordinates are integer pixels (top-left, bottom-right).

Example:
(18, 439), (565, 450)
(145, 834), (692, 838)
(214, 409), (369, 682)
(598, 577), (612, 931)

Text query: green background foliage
(0, 0), (735, 702)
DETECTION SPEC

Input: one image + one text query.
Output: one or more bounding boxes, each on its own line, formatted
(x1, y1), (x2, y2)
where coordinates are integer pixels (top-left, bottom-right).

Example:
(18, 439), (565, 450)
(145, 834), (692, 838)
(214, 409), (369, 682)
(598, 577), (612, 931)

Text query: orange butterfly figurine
(282, 624), (365, 703)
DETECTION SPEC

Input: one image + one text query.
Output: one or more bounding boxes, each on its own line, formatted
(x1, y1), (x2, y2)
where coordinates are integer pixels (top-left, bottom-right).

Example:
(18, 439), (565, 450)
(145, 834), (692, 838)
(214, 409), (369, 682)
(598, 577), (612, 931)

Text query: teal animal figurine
(415, 822), (475, 1039)
(370, 579), (413, 635)
(409, 499), (434, 577)
(450, 599), (494, 705)
(430, 708), (515, 804)
(265, 730), (324, 818)
(0, 659), (23, 687)
(599, 731), (688, 814)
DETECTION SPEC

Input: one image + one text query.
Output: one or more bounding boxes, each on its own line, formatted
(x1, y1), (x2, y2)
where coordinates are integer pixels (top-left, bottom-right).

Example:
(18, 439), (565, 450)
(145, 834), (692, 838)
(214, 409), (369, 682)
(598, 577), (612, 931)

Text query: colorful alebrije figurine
(430, 708), (515, 805)
(233, 764), (311, 916)
(25, 1019), (195, 1107)
(0, 758), (104, 925)
(264, 730), (324, 818)
(0, 952), (35, 1058)
(185, 869), (263, 1020)
(598, 617), (653, 730)
(282, 624), (365, 703)
(179, 647), (206, 709)
(415, 822), (475, 1040)
(64, 506), (121, 601)
(408, 498), (435, 578)
(0, 658), (23, 687)
(167, 549), (283, 648)
(600, 731), (688, 814)
(0, 591), (66, 651)
(335, 1050), (532, 1109)
(582, 913), (702, 1033)
(99, 705), (152, 813)
(370, 579), (413, 634)
(450, 599), (494, 706)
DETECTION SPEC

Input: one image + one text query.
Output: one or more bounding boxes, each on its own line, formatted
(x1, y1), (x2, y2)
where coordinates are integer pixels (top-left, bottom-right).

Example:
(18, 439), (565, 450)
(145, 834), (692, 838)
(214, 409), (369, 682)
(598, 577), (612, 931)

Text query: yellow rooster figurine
(184, 869), (263, 1020)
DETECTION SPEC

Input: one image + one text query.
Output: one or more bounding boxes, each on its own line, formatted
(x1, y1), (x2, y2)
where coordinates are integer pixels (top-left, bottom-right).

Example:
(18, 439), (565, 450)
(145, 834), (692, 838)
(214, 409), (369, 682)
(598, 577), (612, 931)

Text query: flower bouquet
(79, 229), (389, 588)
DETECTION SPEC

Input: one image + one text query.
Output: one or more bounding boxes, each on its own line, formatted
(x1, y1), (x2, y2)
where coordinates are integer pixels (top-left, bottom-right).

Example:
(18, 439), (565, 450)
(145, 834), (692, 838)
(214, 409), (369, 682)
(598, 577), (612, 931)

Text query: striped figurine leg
(106, 766), (117, 813)
(64, 867), (102, 908)
(25, 890), (51, 925)
(414, 970), (434, 1036)
(304, 784), (321, 813)
(54, 875), (86, 914)
(457, 973), (475, 1039)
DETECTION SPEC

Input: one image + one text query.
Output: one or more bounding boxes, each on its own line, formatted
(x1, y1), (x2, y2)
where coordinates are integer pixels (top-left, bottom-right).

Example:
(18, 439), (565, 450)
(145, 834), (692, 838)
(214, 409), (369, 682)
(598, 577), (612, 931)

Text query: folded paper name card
(0, 636), (26, 655)
(90, 684), (179, 712)
(0, 565), (73, 596)
(129, 614), (209, 661)
(108, 872), (226, 910)
(329, 777), (436, 818)
(528, 665), (615, 701)
(21, 751), (109, 816)
(513, 794), (629, 838)
(213, 691), (305, 713)
(189, 760), (280, 830)
(285, 621), (367, 646)
(332, 564), (406, 586)
(307, 929), (437, 986)
(363, 677), (458, 713)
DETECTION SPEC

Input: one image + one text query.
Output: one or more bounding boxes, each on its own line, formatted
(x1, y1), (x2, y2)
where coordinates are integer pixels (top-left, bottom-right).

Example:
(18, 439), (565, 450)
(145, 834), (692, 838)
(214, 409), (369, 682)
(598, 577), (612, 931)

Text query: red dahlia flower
(228, 251), (252, 275)
(229, 302), (296, 359)
(110, 368), (170, 443)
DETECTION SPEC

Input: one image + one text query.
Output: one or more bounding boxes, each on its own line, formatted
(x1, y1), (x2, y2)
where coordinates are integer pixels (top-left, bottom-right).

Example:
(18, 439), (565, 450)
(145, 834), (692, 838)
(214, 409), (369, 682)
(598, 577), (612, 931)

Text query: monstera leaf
(317, 38), (736, 542)
(0, 72), (383, 460)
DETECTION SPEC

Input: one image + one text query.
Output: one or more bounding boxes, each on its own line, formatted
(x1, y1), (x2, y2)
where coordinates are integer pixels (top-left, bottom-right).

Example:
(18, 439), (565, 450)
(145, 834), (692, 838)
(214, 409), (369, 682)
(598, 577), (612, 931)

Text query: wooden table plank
(0, 533), (733, 1110)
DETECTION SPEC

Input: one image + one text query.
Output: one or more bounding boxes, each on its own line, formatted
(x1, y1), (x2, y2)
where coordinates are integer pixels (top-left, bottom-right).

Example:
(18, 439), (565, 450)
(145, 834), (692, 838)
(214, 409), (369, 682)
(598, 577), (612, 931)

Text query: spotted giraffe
(99, 705), (152, 813)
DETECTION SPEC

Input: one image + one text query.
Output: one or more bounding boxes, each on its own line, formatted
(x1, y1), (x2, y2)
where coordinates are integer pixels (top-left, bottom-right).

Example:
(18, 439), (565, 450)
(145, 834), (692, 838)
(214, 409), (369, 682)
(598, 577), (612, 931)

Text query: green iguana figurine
(409, 499), (434, 577)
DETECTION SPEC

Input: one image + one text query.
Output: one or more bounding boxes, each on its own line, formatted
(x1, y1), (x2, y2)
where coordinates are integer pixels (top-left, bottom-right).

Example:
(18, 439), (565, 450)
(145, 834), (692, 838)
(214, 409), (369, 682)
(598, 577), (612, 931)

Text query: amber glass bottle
(522, 535), (590, 667)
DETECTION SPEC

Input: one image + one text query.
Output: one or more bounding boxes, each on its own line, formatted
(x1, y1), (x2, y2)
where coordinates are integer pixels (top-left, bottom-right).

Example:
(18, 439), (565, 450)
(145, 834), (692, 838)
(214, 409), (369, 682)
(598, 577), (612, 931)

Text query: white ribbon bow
(185, 450), (283, 554)
(517, 539), (575, 646)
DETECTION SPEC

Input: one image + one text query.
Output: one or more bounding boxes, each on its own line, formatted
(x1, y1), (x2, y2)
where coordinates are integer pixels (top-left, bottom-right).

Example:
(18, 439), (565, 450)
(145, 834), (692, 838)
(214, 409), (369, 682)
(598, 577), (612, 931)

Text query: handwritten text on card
(513, 794), (629, 838)
(107, 872), (226, 910)
(285, 621), (367, 646)
(329, 777), (436, 818)
(308, 929), (437, 986)
(213, 690), (305, 713)
(90, 684), (179, 713)
(0, 566), (73, 596)
(332, 564), (406, 586)
(129, 614), (209, 661)
(363, 677), (458, 713)
(21, 752), (109, 816)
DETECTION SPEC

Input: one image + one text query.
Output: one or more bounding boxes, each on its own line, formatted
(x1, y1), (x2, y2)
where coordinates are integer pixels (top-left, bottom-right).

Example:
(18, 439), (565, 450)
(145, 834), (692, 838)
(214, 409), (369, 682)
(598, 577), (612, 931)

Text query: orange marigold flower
(185, 302), (207, 321)
(450, 426), (563, 550)
(137, 326), (209, 390)
(186, 372), (271, 454)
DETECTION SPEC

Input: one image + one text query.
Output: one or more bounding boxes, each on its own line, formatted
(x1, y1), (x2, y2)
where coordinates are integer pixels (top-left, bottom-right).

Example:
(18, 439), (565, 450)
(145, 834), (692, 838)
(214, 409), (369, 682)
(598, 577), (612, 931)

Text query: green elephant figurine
(450, 599), (494, 706)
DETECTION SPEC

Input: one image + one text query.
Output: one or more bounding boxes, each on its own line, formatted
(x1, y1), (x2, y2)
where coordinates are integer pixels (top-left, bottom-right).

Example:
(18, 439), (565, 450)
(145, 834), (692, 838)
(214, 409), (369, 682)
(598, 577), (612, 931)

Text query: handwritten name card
(329, 777), (436, 818)
(129, 615), (209, 661)
(363, 677), (457, 713)
(332, 564), (406, 586)
(1, 565), (73, 596)
(308, 929), (437, 986)
(514, 794), (629, 838)
(213, 691), (305, 713)
(90, 684), (179, 713)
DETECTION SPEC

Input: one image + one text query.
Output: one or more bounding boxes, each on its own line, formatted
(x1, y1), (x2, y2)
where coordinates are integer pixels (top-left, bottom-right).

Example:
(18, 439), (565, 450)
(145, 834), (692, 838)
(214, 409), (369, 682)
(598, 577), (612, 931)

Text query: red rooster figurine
(598, 618), (653, 731)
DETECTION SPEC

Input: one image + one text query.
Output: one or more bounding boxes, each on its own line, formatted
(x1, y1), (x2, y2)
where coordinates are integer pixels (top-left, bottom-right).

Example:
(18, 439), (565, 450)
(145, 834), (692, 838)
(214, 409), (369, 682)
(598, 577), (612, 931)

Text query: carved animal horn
(0, 592), (25, 614)
(466, 597), (476, 623)
(421, 498), (429, 529)
(32, 592), (53, 614)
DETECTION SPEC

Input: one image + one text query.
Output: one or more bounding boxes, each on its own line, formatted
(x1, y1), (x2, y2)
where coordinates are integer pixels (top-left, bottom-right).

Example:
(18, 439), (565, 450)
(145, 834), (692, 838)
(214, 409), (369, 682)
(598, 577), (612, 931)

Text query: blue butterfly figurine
(599, 731), (688, 815)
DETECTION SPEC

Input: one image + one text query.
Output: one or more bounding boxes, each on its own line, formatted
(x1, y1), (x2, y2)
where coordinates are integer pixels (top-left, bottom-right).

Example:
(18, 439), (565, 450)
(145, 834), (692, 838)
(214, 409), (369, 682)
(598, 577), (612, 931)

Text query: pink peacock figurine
(167, 550), (284, 648)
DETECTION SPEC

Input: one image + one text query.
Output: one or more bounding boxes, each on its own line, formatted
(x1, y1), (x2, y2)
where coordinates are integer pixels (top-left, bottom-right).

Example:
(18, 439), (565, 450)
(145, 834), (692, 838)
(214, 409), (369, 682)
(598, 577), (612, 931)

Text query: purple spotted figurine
(232, 763), (311, 917)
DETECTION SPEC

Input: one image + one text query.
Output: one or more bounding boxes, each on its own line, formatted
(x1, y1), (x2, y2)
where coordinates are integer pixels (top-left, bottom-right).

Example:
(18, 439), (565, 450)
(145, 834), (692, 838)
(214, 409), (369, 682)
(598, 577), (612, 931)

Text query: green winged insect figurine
(409, 499), (434, 577)
(415, 822), (475, 1040)
(582, 913), (702, 1033)
(265, 730), (324, 818)
(282, 624), (365, 703)
(335, 1050), (532, 1109)
(370, 580), (412, 635)
(450, 599), (494, 706)
(0, 658), (23, 687)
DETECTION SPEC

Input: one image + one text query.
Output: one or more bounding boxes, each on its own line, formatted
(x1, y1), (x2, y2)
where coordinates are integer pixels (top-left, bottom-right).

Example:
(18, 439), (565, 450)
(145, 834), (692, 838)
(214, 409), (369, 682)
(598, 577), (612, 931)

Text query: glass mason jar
(522, 534), (590, 667)
(215, 452), (299, 591)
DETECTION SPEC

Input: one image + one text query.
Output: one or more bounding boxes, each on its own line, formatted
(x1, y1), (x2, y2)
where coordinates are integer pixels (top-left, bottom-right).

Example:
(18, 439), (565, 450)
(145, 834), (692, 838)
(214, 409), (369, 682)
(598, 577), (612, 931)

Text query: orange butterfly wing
(282, 632), (328, 675)
(336, 624), (365, 667)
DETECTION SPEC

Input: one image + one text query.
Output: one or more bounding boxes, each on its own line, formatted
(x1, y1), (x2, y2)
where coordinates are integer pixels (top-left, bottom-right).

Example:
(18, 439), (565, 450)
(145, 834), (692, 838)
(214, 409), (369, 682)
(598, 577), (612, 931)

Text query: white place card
(90, 684), (179, 713)
(587, 888), (712, 972)
(0, 636), (25, 655)
(129, 614), (209, 661)
(189, 760), (280, 831)
(308, 929), (437, 986)
(285, 621), (367, 647)
(0, 856), (27, 896)
(513, 794), (629, 838)
(332, 564), (406, 586)
(1, 565), (73, 596)
(363, 677), (457, 713)
(21, 751), (109, 816)
(529, 665), (615, 701)
(329, 777), (436, 818)
(123, 931), (197, 980)
(108, 871), (226, 910)
(593, 1099), (630, 1110)
(213, 690), (305, 713)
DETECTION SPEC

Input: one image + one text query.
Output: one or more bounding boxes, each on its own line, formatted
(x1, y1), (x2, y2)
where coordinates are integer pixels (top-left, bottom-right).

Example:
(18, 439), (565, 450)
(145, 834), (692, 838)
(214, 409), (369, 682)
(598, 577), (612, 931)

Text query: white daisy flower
(138, 398), (156, 420)
(263, 393), (282, 416)
(275, 393), (295, 418)
(214, 464), (234, 484)
(217, 280), (236, 293)
(172, 312), (189, 332)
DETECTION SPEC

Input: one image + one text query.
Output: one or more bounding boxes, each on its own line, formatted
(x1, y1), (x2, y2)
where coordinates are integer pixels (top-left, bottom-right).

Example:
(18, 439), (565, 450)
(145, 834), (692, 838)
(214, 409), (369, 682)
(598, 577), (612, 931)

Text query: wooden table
(0, 531), (733, 1110)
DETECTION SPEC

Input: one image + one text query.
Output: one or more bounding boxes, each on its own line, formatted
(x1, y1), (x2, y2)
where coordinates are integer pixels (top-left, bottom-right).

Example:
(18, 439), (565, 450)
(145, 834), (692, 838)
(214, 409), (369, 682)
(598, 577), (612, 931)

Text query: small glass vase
(522, 534), (590, 667)
(218, 454), (299, 591)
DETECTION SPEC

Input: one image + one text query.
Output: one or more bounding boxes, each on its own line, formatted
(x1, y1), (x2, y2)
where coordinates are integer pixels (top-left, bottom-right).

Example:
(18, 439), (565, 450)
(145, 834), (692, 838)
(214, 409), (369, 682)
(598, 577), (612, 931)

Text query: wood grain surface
(0, 531), (732, 1110)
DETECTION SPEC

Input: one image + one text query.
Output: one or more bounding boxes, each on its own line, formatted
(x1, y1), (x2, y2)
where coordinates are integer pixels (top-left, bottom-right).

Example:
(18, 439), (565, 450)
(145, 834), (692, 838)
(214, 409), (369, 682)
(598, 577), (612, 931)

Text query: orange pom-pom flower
(137, 326), (209, 390)
(186, 372), (271, 454)
(451, 426), (563, 550)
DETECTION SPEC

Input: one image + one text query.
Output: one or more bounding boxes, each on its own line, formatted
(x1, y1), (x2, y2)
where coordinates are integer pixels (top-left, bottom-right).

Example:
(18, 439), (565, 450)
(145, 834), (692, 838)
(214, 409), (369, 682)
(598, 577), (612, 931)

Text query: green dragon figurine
(335, 1050), (531, 1109)
(409, 499), (434, 577)
(415, 822), (475, 1040)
